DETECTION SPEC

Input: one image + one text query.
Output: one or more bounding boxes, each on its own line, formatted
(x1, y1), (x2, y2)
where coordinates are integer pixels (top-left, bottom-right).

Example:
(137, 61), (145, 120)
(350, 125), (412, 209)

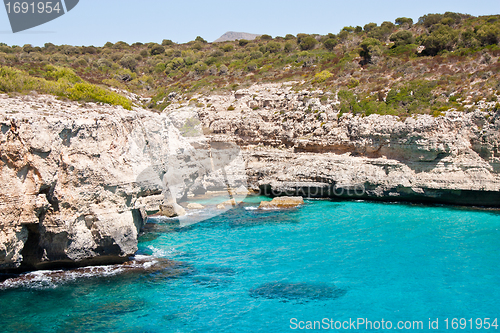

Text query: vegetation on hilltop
(0, 12), (499, 115)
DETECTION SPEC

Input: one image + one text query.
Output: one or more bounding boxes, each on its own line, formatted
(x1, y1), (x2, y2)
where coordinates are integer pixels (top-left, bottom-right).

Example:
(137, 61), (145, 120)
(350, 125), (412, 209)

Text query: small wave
(147, 245), (177, 258)
(244, 206), (259, 211)
(0, 256), (174, 290)
(0, 265), (124, 290)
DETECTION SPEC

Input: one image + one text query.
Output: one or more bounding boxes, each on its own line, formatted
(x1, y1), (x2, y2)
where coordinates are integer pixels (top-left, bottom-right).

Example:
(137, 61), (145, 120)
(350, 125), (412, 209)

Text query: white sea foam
(147, 245), (177, 258)
(0, 256), (162, 290)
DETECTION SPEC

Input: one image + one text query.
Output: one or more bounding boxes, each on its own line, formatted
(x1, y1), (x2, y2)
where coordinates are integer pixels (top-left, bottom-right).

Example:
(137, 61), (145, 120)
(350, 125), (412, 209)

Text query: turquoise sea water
(1, 197), (500, 332)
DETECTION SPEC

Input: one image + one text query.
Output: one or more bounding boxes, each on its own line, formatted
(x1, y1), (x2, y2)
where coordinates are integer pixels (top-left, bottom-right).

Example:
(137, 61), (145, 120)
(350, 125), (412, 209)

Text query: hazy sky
(0, 0), (498, 46)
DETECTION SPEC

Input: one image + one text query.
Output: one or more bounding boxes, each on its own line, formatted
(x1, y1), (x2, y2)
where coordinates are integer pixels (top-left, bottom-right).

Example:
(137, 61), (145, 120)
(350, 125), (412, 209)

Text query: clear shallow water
(1, 198), (500, 332)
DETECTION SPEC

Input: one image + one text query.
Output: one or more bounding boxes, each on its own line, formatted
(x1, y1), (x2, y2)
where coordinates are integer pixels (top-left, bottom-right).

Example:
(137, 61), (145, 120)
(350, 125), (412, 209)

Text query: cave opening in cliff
(20, 224), (42, 271)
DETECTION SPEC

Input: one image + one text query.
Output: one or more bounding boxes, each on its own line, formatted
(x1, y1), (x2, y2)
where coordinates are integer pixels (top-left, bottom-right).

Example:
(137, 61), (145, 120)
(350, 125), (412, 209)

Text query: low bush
(0, 65), (131, 109)
(313, 70), (333, 83)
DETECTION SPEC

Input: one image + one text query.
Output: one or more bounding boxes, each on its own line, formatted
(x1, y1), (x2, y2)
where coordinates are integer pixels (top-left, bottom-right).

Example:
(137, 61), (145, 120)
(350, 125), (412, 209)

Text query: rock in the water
(249, 282), (346, 301)
(187, 203), (205, 210)
(159, 204), (186, 217)
(222, 198), (238, 206)
(0, 256), (191, 290)
(259, 196), (304, 209)
(216, 198), (238, 209)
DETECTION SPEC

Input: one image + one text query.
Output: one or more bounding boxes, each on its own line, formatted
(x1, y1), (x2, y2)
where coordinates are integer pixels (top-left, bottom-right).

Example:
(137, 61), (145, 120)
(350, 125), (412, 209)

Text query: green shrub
(347, 78), (360, 89)
(387, 44), (418, 57)
(389, 31), (415, 48)
(192, 42), (203, 50)
(296, 33), (310, 44)
(113, 41), (129, 49)
(458, 29), (479, 48)
(247, 62), (257, 71)
(162, 39), (174, 46)
(154, 63), (166, 73)
(284, 42), (295, 53)
(119, 55), (138, 70)
(210, 49), (224, 57)
(82, 46), (97, 54)
(421, 24), (458, 55)
(266, 41), (282, 53)
(204, 57), (217, 66)
(221, 44), (234, 52)
(313, 70), (332, 83)
(67, 83), (132, 109)
(0, 65), (131, 110)
(418, 13), (444, 27)
(150, 44), (165, 55)
(359, 38), (382, 62)
(323, 38), (338, 51)
(193, 61), (208, 74)
(74, 58), (88, 67)
(395, 17), (413, 27)
(364, 23), (377, 32)
(476, 24), (500, 46)
(239, 39), (249, 46)
(169, 57), (185, 69)
(195, 36), (207, 43)
(44, 65), (81, 83)
(250, 51), (263, 59)
(260, 34), (272, 40)
(299, 36), (318, 50)
(97, 58), (113, 68)
(367, 23), (394, 41)
(338, 30), (349, 41)
(23, 44), (34, 53)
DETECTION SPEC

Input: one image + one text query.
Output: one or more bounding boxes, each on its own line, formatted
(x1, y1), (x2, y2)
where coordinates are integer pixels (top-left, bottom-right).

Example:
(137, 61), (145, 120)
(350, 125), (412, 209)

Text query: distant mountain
(214, 31), (261, 43)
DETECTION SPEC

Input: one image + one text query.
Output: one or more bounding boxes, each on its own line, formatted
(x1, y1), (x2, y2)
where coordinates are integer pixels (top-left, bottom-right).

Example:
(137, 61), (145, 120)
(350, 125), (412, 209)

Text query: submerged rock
(258, 196), (304, 209)
(249, 282), (346, 301)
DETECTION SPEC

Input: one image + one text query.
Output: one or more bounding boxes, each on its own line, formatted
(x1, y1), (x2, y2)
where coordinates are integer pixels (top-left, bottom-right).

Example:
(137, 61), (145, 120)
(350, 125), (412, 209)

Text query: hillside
(0, 12), (499, 116)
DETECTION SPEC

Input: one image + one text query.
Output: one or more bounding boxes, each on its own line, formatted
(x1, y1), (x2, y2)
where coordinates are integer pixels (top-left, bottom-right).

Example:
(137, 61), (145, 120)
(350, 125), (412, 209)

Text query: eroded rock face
(0, 94), (247, 271)
(0, 96), (160, 270)
(167, 82), (500, 206)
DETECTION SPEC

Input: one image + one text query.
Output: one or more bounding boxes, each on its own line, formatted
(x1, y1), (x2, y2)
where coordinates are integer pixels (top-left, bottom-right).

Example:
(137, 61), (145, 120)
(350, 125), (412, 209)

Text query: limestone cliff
(0, 94), (246, 271)
(166, 82), (500, 206)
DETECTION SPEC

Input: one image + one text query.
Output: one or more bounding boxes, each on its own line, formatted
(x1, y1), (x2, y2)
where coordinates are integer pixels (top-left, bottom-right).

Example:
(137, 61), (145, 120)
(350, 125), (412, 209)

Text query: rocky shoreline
(1, 83), (500, 271)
